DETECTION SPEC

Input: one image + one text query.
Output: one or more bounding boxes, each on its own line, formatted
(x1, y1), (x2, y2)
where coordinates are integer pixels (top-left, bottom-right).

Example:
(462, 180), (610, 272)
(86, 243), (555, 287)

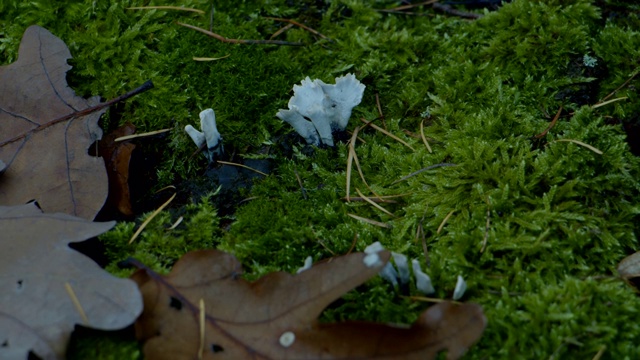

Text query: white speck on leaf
(279, 331), (295, 347)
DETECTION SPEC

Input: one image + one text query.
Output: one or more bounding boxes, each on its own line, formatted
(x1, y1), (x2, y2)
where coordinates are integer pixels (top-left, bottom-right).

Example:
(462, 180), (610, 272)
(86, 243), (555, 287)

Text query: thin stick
(548, 139), (603, 155)
(420, 119), (433, 153)
(115, 128), (171, 142)
(127, 6), (204, 14)
(217, 160), (268, 176)
(193, 54), (231, 61)
(347, 233), (358, 255)
(591, 345), (606, 360)
(346, 126), (380, 201)
(418, 211), (430, 267)
(383, 0), (439, 11)
(270, 23), (294, 40)
(129, 193), (177, 244)
(347, 213), (392, 229)
(375, 93), (387, 130)
(437, 210), (455, 234)
(65, 282), (89, 325)
(600, 71), (638, 102)
(198, 298), (205, 360)
(294, 169), (308, 199)
(176, 22), (304, 46)
(209, 3), (215, 32)
(403, 295), (461, 304)
(155, 185), (176, 193)
(391, 163), (457, 185)
(360, 118), (415, 150)
(346, 128), (356, 201)
(355, 188), (395, 217)
(535, 105), (563, 139)
(481, 203), (491, 253)
(591, 96), (627, 109)
(1, 81), (154, 148)
(317, 239), (336, 256)
(433, 2), (482, 19)
(344, 196), (398, 204)
(264, 17), (331, 41)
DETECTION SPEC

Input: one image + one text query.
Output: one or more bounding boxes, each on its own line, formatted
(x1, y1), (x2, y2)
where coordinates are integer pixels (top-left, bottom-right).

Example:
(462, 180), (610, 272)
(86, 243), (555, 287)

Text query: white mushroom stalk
(185, 108), (223, 162)
(276, 74), (365, 147)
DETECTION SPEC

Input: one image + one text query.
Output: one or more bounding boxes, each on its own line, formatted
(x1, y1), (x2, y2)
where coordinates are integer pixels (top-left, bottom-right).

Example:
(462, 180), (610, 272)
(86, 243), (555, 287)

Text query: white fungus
(364, 241), (385, 254)
(379, 262), (399, 287)
(363, 253), (382, 268)
(279, 331), (295, 348)
(411, 259), (435, 295)
(184, 108), (223, 161)
(296, 256), (313, 274)
(452, 275), (467, 300)
(391, 252), (410, 285)
(276, 74), (365, 146)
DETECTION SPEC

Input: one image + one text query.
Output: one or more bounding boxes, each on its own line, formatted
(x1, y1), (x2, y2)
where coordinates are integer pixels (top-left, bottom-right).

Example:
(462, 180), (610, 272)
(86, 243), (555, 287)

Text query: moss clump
(3, 0), (640, 358)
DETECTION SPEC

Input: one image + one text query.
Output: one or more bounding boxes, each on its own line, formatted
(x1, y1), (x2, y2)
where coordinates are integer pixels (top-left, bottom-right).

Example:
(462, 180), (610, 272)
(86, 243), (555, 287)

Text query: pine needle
(65, 282), (89, 325)
(115, 128), (171, 142)
(198, 298), (205, 360)
(420, 119), (433, 153)
(167, 216), (184, 230)
(193, 54), (230, 61)
(437, 210), (455, 234)
(549, 139), (603, 155)
(217, 160), (268, 176)
(177, 22), (304, 46)
(264, 17), (331, 41)
(404, 295), (461, 304)
(591, 96), (627, 109)
(347, 213), (392, 228)
(129, 193), (177, 244)
(127, 6), (204, 14)
(391, 163), (457, 185)
(360, 118), (415, 151)
(355, 188), (396, 217)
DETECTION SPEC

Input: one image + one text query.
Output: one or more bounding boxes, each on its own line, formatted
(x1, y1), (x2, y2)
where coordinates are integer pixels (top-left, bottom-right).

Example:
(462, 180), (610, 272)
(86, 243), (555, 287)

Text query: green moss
(3, 0), (640, 358)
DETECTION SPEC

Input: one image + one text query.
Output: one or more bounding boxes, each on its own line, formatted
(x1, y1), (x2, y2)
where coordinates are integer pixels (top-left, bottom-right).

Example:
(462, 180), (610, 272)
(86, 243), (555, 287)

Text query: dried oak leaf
(0, 203), (143, 360)
(0, 25), (108, 220)
(131, 249), (486, 359)
(98, 123), (136, 217)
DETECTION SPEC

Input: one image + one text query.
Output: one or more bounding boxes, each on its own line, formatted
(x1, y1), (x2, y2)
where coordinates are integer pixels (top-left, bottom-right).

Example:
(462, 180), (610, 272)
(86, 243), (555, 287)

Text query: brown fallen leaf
(130, 249), (486, 359)
(0, 26), (106, 219)
(0, 203), (143, 359)
(618, 252), (640, 277)
(99, 123), (136, 217)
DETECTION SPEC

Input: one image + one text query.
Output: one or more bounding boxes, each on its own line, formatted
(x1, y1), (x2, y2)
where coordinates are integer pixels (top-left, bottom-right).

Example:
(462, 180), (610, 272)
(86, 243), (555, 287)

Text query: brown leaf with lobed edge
(99, 123), (136, 217)
(0, 203), (143, 360)
(131, 249), (486, 360)
(0, 25), (108, 219)
(618, 251), (640, 291)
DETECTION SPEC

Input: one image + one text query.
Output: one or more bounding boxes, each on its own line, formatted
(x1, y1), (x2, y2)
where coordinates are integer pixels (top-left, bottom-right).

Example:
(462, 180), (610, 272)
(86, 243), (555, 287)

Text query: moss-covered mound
(3, 0), (640, 358)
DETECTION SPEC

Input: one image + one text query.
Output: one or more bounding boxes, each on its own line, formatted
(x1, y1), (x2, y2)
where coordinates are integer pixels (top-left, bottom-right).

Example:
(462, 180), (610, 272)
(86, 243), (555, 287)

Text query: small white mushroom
(363, 253), (382, 268)
(279, 331), (295, 348)
(452, 275), (467, 300)
(199, 109), (222, 151)
(364, 241), (385, 254)
(379, 262), (399, 287)
(392, 252), (410, 285)
(184, 125), (206, 149)
(276, 74), (365, 147)
(184, 108), (223, 162)
(296, 256), (313, 274)
(411, 259), (435, 294)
